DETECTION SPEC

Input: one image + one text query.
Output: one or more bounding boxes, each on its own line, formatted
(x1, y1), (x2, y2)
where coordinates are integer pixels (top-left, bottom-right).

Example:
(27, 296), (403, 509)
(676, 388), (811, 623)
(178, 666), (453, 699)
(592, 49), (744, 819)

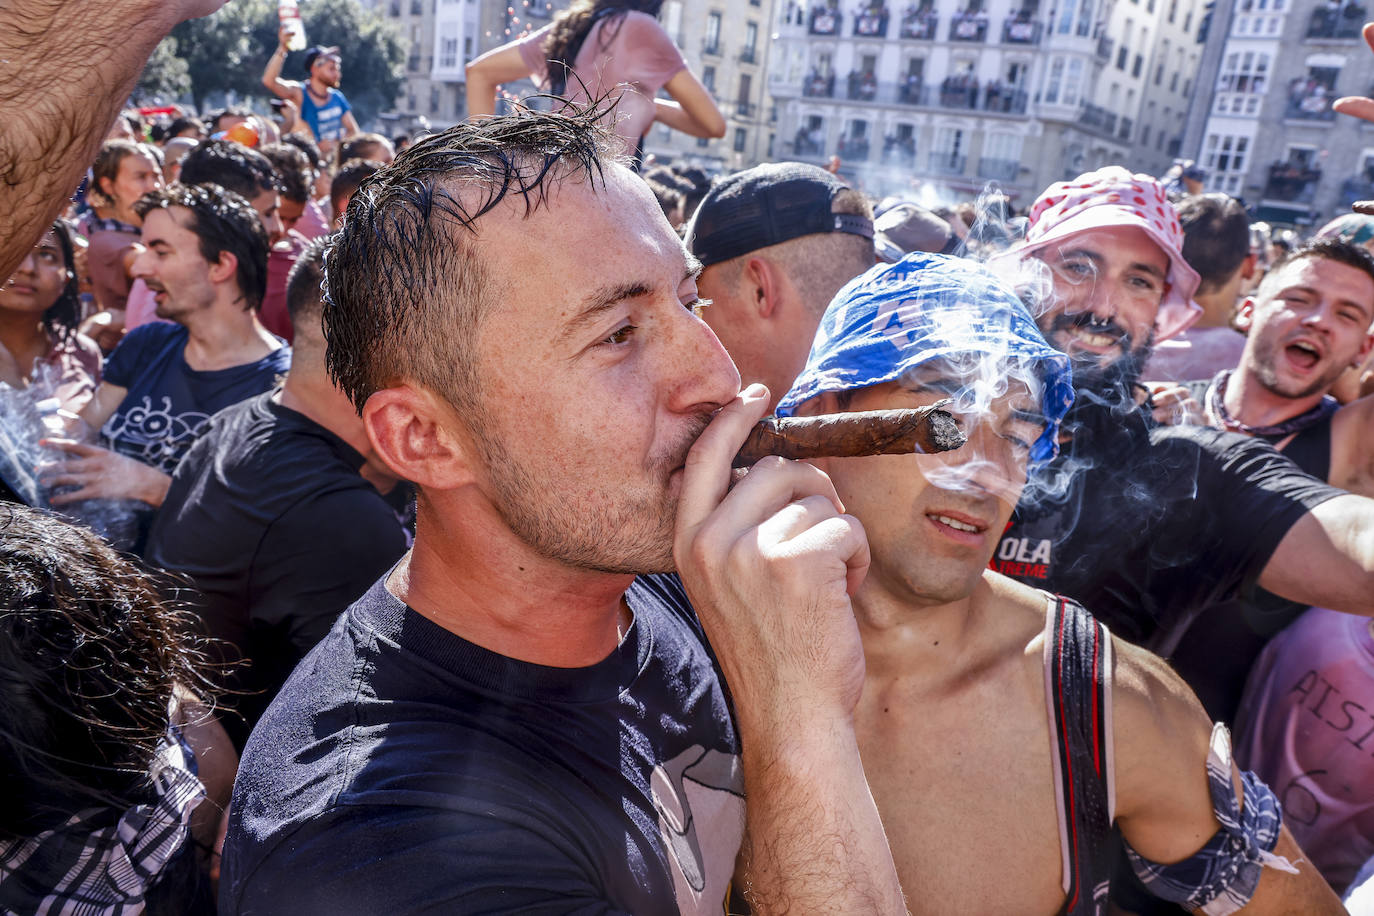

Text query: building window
(734, 127), (748, 152)
(745, 21), (758, 55)
(429, 86), (440, 113)
(702, 65), (716, 93)
(1202, 132), (1252, 193)
(705, 11), (722, 53)
(1132, 54), (1144, 77)
(697, 136), (712, 148)
(1216, 50), (1270, 93)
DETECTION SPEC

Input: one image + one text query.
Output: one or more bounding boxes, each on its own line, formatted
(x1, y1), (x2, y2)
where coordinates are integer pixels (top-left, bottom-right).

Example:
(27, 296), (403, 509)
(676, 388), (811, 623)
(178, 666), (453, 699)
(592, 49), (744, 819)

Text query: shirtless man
(778, 252), (1344, 914)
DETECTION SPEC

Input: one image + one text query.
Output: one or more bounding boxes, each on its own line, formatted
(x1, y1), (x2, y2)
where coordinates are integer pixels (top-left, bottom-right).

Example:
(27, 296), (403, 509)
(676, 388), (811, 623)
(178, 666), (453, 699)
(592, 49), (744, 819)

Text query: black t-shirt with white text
(995, 405), (1340, 653)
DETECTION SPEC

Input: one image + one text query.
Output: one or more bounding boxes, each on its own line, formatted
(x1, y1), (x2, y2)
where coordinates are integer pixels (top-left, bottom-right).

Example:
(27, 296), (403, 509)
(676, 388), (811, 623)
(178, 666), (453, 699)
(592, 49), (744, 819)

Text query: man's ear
(1233, 296), (1257, 333)
(208, 249), (238, 286)
(744, 256), (781, 319)
(362, 384), (476, 491)
(1355, 329), (1374, 369)
(1240, 252), (1258, 281)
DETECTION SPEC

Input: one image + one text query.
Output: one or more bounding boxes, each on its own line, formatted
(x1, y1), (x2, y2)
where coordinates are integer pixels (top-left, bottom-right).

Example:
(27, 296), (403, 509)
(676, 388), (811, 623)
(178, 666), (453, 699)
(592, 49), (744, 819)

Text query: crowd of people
(5, 0), (1374, 913)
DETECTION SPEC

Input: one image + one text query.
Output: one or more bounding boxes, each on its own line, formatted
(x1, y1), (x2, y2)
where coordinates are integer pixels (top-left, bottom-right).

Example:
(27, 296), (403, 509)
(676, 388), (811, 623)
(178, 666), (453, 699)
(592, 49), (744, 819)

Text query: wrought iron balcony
(838, 136), (872, 160)
(810, 6), (842, 34)
(803, 72), (837, 98)
(1264, 163), (1322, 202)
(1002, 16), (1042, 43)
(853, 7), (890, 36)
(949, 12), (989, 40)
(900, 10), (938, 37)
(929, 151), (967, 174)
(978, 157), (1019, 181)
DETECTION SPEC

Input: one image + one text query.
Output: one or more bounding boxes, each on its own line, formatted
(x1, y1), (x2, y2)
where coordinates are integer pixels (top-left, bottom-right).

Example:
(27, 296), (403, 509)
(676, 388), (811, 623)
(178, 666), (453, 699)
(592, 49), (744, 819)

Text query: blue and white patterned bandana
(776, 252), (1075, 464)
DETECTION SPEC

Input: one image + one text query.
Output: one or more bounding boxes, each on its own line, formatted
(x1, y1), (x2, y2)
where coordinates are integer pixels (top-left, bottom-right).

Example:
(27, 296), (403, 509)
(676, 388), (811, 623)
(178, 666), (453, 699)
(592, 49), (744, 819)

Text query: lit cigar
(732, 400), (965, 468)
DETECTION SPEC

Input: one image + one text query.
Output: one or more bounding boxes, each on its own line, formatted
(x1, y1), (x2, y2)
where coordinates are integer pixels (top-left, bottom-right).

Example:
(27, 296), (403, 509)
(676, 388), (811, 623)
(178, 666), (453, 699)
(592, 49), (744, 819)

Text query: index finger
(674, 383), (771, 547)
(39, 438), (103, 456)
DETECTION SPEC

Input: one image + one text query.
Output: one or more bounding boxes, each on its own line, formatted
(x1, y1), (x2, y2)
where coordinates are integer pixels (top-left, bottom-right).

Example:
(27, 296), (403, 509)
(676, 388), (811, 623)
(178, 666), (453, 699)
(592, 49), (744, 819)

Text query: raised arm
(0, 0), (227, 281)
(1111, 640), (1344, 914)
(655, 69), (727, 139)
(465, 44), (534, 120)
(261, 29), (305, 103)
(674, 384), (907, 915)
(1258, 494), (1374, 615)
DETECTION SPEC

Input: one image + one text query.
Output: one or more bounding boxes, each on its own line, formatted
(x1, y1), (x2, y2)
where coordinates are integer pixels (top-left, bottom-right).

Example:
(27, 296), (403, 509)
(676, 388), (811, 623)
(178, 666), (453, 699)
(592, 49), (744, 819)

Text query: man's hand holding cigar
(672, 382), (907, 914)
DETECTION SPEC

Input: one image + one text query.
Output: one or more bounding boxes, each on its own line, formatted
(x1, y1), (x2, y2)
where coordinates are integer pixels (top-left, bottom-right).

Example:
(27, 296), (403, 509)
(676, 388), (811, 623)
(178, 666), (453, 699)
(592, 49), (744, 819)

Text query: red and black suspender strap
(1045, 595), (1116, 916)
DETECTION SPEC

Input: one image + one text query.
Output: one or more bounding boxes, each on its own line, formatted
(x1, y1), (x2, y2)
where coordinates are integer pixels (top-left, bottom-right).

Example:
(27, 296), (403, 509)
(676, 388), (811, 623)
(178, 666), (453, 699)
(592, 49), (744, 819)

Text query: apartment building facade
(766, 0), (1204, 203)
(1190, 0), (1374, 228)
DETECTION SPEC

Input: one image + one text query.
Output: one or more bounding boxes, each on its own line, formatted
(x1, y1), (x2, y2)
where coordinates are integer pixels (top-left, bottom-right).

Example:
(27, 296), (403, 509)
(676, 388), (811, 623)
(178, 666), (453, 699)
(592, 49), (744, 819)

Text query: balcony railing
(1341, 175), (1374, 207)
(703, 38), (722, 56)
(899, 10), (938, 37)
(882, 138), (917, 166)
(810, 7), (842, 33)
(793, 135), (826, 157)
(803, 73), (837, 97)
(1264, 163), (1322, 202)
(854, 8), (890, 36)
(1002, 16), (1042, 43)
(983, 87), (1028, 113)
(847, 71), (880, 101)
(949, 12), (989, 40)
(838, 136), (872, 160)
(897, 81), (928, 105)
(1095, 34), (1113, 61)
(738, 47), (757, 64)
(1080, 103), (1118, 135)
(735, 100), (758, 118)
(929, 151), (967, 174)
(1306, 7), (1366, 39)
(938, 81), (980, 109)
(1285, 91), (1337, 120)
(1118, 117), (1133, 141)
(978, 157), (1020, 181)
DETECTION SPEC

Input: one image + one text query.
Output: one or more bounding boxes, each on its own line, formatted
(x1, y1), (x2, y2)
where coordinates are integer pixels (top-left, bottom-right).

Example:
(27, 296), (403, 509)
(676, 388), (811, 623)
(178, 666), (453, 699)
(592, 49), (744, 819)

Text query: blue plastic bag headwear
(776, 252), (1075, 464)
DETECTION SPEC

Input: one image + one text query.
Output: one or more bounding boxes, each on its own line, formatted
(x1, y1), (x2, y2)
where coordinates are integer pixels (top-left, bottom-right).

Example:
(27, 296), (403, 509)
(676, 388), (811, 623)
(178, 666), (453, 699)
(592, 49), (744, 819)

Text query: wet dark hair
(543, 0), (664, 96)
(281, 132), (325, 171)
(1267, 236), (1374, 298)
(90, 139), (157, 209)
(286, 236), (330, 333)
(335, 133), (393, 170)
(166, 116), (206, 141)
(0, 505), (212, 835)
(209, 106), (253, 134)
(41, 221), (83, 343)
(324, 105), (619, 414)
(178, 139), (281, 201)
(1178, 194), (1251, 294)
(329, 158), (383, 216)
(260, 143), (314, 204)
(133, 184), (270, 312)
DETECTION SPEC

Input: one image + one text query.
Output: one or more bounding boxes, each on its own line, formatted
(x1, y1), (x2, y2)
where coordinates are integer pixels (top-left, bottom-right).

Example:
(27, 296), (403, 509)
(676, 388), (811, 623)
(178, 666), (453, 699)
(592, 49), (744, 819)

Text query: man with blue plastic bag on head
(778, 251), (1344, 914)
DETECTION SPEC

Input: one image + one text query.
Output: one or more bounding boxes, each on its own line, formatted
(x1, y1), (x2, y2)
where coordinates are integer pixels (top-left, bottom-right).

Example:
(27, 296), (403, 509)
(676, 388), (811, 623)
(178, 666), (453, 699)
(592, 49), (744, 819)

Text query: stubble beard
(471, 408), (709, 576)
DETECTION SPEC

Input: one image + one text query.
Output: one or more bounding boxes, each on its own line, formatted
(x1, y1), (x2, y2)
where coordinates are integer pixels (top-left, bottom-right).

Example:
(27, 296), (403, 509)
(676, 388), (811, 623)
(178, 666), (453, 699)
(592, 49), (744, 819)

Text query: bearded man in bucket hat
(986, 166), (1374, 659)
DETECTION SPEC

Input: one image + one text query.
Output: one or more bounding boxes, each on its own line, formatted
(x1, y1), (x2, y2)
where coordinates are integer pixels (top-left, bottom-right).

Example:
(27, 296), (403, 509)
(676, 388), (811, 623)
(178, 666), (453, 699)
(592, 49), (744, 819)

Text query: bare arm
(79, 380), (128, 432)
(340, 110), (360, 140)
(1327, 395), (1374, 497)
(1257, 494), (1374, 615)
(1111, 641), (1344, 913)
(0, 0), (229, 281)
(260, 32), (304, 102)
(674, 385), (907, 914)
(657, 68), (727, 139)
(465, 44), (533, 119)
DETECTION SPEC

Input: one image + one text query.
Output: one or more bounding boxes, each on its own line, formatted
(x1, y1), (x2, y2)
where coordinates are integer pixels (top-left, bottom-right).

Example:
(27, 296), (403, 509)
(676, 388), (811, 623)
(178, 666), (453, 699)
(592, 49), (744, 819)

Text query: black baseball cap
(685, 162), (874, 267)
(304, 46), (341, 71)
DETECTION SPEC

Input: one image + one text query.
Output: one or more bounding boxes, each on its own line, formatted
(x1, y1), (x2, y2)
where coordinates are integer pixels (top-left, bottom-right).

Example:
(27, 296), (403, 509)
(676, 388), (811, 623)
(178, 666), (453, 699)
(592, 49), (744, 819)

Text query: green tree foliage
(166, 0), (406, 125)
(135, 36), (193, 104)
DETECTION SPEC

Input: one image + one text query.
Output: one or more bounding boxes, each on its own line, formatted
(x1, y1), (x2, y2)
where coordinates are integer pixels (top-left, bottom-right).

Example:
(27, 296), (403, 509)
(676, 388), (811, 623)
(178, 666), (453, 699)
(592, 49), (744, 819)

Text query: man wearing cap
(685, 162), (875, 411)
(779, 252), (1343, 914)
(261, 35), (359, 156)
(990, 166), (1374, 658)
(871, 202), (961, 262)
